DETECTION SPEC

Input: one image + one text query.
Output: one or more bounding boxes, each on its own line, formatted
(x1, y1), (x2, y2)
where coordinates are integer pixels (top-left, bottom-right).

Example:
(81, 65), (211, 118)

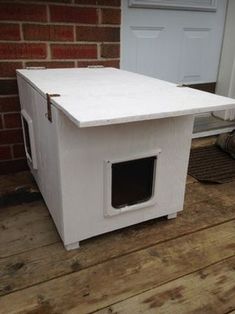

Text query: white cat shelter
(17, 68), (235, 250)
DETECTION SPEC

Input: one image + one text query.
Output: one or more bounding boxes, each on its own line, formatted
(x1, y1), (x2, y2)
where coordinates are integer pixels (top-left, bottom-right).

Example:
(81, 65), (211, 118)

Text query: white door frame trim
(129, 0), (218, 12)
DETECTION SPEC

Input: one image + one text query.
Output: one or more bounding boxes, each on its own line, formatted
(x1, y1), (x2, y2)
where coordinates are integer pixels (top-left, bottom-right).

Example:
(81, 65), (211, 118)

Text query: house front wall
(0, 0), (121, 174)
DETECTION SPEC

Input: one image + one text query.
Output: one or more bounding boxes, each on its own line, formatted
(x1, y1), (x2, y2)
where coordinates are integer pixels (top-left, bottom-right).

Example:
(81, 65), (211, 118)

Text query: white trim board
(129, 0), (217, 11)
(193, 127), (235, 138)
(193, 113), (235, 138)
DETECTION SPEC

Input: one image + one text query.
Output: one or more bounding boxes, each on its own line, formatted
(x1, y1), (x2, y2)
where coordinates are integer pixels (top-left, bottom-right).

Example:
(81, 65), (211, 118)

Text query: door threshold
(193, 126), (235, 139)
(193, 113), (235, 138)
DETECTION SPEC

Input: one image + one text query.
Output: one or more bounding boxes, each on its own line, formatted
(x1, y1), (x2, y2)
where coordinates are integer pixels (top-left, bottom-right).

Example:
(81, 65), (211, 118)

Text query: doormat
(188, 145), (235, 183)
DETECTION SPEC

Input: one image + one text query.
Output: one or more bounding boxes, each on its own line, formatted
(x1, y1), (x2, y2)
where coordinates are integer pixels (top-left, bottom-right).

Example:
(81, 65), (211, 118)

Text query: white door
(121, 0), (227, 85)
(214, 0), (235, 121)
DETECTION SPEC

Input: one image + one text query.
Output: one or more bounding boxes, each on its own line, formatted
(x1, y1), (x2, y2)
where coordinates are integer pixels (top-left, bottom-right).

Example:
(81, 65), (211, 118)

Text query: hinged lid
(16, 68), (235, 128)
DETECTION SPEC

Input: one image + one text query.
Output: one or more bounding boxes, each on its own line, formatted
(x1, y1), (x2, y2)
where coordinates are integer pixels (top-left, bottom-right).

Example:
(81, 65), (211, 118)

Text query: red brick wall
(0, 0), (121, 174)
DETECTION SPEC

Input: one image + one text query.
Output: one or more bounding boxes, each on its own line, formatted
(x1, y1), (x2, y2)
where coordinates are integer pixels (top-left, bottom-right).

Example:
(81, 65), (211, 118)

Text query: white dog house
(17, 68), (235, 250)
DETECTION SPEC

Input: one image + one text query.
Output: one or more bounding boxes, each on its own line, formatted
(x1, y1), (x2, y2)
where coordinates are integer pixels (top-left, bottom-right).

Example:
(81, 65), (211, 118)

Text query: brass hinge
(46, 93), (60, 122)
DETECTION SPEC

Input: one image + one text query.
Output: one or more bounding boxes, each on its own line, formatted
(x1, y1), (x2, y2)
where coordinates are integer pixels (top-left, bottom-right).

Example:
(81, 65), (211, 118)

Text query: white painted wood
(16, 68), (235, 249)
(192, 127), (235, 139)
(178, 27), (213, 83)
(65, 242), (80, 251)
(121, 0), (227, 84)
(129, 0), (218, 12)
(167, 213), (177, 219)
(193, 113), (235, 137)
(17, 75), (65, 240)
(214, 0), (235, 121)
(17, 68), (235, 128)
(57, 115), (194, 246)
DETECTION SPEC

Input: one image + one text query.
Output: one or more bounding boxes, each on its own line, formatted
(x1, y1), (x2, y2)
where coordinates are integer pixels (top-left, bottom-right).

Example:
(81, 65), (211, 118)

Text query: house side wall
(17, 75), (64, 238)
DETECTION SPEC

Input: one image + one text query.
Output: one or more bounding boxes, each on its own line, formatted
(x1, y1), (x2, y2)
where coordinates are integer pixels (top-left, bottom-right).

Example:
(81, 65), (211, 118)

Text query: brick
(13, 143), (25, 158)
(23, 24), (74, 42)
(4, 113), (21, 128)
(76, 26), (120, 42)
(0, 145), (12, 160)
(0, 96), (20, 112)
(50, 5), (98, 23)
(75, 0), (120, 6)
(0, 159), (28, 175)
(51, 44), (97, 59)
(101, 8), (121, 24)
(77, 59), (119, 68)
(0, 23), (20, 40)
(0, 3), (47, 22)
(0, 79), (18, 95)
(26, 61), (75, 69)
(0, 43), (47, 59)
(0, 129), (23, 145)
(101, 43), (119, 58)
(0, 62), (22, 77)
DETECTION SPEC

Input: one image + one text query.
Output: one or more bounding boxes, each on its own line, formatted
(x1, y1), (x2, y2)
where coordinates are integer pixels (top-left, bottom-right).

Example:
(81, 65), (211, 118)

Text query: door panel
(128, 26), (165, 78)
(179, 28), (212, 83)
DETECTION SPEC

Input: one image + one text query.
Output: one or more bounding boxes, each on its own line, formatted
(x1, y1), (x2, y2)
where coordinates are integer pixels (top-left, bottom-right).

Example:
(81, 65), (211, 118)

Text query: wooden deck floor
(0, 138), (235, 314)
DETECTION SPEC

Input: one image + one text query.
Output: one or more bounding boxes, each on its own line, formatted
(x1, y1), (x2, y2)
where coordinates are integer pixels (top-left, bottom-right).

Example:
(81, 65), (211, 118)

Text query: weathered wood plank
(0, 220), (234, 314)
(185, 180), (235, 207)
(0, 201), (59, 258)
(1, 185), (235, 296)
(186, 175), (198, 184)
(95, 256), (235, 314)
(0, 171), (36, 197)
(191, 136), (216, 149)
(0, 171), (41, 208)
(1, 171), (234, 259)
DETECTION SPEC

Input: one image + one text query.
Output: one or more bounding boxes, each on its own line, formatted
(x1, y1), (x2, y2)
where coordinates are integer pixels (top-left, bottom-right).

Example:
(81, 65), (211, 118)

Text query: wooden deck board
(0, 201), (59, 258)
(0, 182), (235, 297)
(0, 220), (235, 313)
(0, 171), (38, 198)
(0, 137), (235, 314)
(95, 256), (235, 314)
(191, 136), (217, 148)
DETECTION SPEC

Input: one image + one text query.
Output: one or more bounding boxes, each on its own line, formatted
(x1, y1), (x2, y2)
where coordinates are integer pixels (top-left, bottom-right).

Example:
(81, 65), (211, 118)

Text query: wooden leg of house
(167, 213), (177, 219)
(64, 241), (80, 251)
